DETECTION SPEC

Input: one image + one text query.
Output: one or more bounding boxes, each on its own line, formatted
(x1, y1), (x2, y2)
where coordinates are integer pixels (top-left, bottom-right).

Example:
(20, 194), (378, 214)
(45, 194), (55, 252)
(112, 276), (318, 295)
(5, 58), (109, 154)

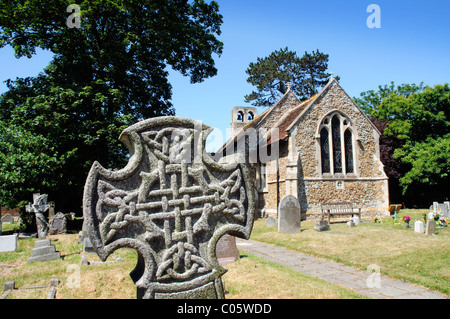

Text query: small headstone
(314, 220), (330, 232)
(265, 217), (277, 227)
(426, 220), (436, 235)
(278, 195), (301, 233)
(83, 237), (95, 254)
(48, 202), (56, 219)
(347, 219), (355, 227)
(440, 202), (450, 218)
(49, 212), (67, 235)
(215, 235), (240, 265)
(27, 239), (61, 263)
(1, 214), (14, 224)
(414, 220), (424, 233)
(353, 216), (360, 225)
(0, 234), (18, 252)
(3, 281), (15, 291)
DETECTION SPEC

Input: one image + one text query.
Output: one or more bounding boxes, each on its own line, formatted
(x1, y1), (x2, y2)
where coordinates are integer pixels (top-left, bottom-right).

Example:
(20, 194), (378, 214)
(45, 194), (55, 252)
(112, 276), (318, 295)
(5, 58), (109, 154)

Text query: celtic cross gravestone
(83, 117), (256, 299)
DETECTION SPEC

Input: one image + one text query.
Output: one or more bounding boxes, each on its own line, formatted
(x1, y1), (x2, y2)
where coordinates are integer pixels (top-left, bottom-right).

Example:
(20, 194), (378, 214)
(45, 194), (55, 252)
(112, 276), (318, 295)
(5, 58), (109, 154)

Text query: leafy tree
(244, 47), (334, 107)
(353, 82), (424, 116)
(357, 83), (449, 205)
(0, 0), (223, 211)
(377, 84), (450, 196)
(0, 121), (68, 208)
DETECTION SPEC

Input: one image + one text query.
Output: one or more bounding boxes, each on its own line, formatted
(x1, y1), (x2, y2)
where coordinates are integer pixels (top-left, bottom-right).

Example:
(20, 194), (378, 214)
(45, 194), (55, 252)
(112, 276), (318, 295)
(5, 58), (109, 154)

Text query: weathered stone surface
(49, 212), (67, 235)
(27, 239), (60, 263)
(216, 235), (240, 265)
(83, 117), (256, 299)
(25, 193), (51, 239)
(0, 234), (18, 252)
(278, 195), (301, 233)
(314, 220), (330, 232)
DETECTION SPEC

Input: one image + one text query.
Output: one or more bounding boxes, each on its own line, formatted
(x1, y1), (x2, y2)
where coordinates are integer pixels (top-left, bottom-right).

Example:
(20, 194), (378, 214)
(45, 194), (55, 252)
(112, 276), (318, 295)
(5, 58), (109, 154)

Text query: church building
(219, 77), (389, 220)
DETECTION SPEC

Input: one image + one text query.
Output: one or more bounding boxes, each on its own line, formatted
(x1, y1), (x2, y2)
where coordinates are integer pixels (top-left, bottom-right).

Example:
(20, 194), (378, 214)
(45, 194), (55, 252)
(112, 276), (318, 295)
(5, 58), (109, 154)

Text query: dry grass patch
(223, 252), (364, 299)
(250, 209), (450, 295)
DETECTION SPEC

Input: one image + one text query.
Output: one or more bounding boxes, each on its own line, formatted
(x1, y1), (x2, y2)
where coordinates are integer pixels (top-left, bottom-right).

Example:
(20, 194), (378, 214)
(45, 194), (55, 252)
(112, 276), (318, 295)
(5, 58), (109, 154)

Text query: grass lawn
(0, 208), (447, 298)
(250, 209), (450, 296)
(0, 229), (363, 299)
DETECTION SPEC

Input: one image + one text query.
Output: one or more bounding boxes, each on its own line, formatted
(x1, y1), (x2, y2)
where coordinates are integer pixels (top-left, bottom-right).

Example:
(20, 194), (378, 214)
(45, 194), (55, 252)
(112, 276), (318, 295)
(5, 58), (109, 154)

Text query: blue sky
(1, 0), (449, 151)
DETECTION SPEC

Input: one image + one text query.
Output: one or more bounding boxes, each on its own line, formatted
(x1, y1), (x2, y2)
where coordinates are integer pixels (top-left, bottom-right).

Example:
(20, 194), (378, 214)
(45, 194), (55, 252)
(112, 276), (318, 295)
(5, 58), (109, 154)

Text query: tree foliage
(244, 47), (334, 107)
(0, 0), (223, 210)
(356, 83), (450, 204)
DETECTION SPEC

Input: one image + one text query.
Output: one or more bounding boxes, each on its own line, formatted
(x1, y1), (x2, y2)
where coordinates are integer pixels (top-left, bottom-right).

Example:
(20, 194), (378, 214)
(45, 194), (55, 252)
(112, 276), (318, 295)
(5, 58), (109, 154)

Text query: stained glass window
(320, 127), (330, 173)
(344, 129), (354, 173)
(332, 116), (342, 173)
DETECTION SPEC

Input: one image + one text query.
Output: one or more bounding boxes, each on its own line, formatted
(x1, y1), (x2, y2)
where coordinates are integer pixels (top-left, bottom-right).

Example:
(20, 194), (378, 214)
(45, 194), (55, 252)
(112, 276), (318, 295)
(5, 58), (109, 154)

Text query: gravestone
(433, 202), (449, 218)
(426, 220), (436, 235)
(1, 214), (14, 224)
(49, 212), (67, 235)
(83, 117), (256, 299)
(314, 220), (330, 232)
(0, 234), (18, 252)
(215, 235), (240, 265)
(278, 195), (301, 233)
(27, 239), (61, 263)
(83, 236), (95, 254)
(48, 202), (56, 219)
(414, 220), (424, 233)
(25, 193), (61, 263)
(265, 217), (277, 227)
(25, 193), (51, 239)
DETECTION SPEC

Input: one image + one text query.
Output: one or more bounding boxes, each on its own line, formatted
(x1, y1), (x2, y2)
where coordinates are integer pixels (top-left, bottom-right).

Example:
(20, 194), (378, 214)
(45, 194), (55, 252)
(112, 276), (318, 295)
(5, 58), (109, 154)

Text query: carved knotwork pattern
(94, 126), (248, 283)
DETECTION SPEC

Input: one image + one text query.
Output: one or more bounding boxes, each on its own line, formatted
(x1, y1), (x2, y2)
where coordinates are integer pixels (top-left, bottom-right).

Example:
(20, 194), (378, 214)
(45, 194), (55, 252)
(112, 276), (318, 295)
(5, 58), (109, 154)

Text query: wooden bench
(388, 204), (402, 214)
(321, 202), (361, 223)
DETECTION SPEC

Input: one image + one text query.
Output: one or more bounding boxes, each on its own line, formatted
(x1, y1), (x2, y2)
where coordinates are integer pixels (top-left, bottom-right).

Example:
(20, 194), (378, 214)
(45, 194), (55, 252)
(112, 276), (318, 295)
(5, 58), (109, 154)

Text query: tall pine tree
(244, 47), (334, 106)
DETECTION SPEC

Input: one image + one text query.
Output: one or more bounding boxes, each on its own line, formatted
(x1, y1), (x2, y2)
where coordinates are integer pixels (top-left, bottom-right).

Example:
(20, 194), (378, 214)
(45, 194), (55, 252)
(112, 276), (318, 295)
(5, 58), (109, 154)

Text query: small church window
(237, 111), (244, 122)
(247, 112), (254, 121)
(320, 128), (330, 173)
(344, 129), (354, 173)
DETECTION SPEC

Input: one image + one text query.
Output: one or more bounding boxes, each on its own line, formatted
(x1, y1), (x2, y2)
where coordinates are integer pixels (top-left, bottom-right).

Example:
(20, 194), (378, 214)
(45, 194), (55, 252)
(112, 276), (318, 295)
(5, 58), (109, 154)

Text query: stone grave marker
(25, 194), (61, 262)
(28, 238), (61, 263)
(1, 214), (14, 224)
(0, 234), (18, 252)
(215, 234), (240, 265)
(49, 212), (67, 235)
(314, 220), (330, 232)
(278, 195), (301, 233)
(25, 193), (51, 239)
(426, 220), (436, 235)
(83, 117), (256, 299)
(48, 201), (56, 219)
(414, 220), (424, 233)
(433, 202), (450, 218)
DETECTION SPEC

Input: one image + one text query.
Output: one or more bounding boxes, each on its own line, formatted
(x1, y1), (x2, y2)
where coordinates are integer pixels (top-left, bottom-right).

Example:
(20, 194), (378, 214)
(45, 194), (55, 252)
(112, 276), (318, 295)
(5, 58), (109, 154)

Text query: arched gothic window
(320, 127), (330, 173)
(318, 112), (355, 176)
